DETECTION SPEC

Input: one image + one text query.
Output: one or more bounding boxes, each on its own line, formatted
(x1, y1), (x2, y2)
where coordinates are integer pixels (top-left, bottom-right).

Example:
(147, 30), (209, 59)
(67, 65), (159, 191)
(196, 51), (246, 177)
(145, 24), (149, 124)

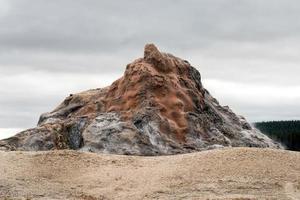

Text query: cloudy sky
(1, 0), (300, 139)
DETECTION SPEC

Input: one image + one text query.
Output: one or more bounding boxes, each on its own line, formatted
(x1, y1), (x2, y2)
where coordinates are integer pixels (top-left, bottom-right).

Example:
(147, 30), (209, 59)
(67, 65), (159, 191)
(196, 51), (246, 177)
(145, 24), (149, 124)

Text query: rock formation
(0, 44), (281, 155)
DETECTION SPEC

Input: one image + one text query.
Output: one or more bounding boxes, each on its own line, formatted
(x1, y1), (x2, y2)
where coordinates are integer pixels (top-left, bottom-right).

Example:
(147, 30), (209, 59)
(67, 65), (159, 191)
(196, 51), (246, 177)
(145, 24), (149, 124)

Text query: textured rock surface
(0, 44), (282, 155)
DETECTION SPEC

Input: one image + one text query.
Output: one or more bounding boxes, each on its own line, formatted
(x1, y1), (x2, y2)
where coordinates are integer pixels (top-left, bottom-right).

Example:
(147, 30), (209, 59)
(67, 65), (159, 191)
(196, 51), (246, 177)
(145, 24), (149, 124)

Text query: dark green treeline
(255, 120), (300, 151)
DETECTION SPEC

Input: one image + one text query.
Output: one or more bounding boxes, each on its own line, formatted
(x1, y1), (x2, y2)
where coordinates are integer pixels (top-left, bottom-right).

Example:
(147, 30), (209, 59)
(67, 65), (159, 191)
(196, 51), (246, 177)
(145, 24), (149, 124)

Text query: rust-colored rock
(0, 44), (282, 155)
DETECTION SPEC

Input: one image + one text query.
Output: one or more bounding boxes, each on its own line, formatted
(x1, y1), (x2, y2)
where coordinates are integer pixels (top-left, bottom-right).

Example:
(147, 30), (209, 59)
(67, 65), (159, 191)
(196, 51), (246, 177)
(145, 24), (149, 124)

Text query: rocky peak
(144, 43), (160, 60)
(143, 43), (186, 73)
(143, 43), (171, 72)
(0, 44), (282, 155)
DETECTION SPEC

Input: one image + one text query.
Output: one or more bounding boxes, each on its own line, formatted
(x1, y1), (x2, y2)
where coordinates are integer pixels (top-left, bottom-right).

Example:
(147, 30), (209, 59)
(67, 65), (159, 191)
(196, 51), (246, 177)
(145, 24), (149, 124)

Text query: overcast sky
(1, 0), (300, 139)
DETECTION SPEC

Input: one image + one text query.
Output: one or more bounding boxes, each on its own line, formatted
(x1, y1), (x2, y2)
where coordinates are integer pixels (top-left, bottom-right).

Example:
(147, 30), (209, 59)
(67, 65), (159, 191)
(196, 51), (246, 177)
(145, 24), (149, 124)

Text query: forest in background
(255, 120), (300, 151)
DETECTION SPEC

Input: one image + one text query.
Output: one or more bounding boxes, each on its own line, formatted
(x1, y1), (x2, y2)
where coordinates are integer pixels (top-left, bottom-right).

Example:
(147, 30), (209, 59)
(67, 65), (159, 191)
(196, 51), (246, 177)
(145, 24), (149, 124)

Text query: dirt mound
(0, 44), (281, 155)
(0, 148), (299, 199)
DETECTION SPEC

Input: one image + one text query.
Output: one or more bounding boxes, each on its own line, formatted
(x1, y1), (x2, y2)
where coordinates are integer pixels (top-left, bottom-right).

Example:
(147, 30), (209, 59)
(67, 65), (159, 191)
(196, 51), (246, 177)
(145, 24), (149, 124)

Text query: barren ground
(0, 148), (299, 200)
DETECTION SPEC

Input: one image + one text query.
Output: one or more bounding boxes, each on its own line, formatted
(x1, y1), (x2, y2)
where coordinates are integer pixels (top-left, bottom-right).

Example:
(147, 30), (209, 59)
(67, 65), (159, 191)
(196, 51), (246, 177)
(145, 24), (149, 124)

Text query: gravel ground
(0, 147), (299, 200)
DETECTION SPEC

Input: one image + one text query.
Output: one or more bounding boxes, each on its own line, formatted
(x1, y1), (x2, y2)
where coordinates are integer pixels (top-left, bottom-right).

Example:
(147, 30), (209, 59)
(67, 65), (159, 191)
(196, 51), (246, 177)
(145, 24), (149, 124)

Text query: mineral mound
(0, 44), (281, 155)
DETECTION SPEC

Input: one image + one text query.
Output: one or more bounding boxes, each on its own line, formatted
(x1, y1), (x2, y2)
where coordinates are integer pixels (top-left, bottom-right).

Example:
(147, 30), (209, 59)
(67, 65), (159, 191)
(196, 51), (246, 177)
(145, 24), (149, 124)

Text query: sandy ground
(0, 148), (299, 200)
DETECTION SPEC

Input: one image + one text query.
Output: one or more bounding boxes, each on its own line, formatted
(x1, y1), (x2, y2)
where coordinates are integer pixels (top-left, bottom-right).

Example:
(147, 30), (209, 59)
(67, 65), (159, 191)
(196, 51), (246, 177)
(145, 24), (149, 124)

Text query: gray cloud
(2, 0), (300, 53)
(0, 0), (300, 135)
